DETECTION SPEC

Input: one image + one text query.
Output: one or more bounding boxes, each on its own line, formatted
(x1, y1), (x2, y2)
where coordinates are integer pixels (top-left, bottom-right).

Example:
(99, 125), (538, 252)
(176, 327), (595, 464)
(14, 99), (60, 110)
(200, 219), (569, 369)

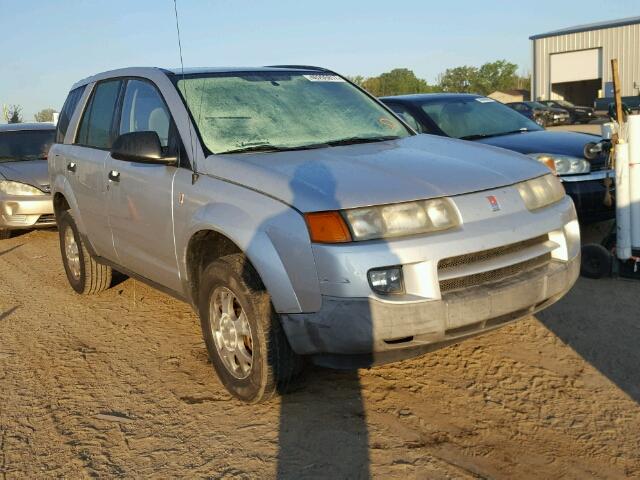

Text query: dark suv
(540, 100), (595, 124)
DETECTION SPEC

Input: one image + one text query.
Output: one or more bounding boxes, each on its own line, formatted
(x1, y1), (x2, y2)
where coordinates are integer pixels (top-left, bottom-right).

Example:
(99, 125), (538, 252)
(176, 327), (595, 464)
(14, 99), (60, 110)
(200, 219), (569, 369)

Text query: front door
(106, 78), (181, 291)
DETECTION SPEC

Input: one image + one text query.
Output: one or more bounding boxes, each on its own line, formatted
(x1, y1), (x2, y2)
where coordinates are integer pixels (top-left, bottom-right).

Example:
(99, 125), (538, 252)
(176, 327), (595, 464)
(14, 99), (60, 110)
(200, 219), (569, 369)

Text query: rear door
(67, 79), (123, 260)
(106, 78), (181, 290)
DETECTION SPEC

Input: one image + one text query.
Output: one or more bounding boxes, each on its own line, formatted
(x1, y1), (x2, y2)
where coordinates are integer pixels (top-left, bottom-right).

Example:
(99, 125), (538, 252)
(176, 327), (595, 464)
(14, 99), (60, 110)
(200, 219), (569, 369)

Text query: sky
(1, 0), (638, 121)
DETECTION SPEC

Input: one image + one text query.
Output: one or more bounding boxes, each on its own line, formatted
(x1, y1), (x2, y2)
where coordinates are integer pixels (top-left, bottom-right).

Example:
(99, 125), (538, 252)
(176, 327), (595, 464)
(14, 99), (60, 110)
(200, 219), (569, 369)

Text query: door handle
(67, 162), (77, 173)
(108, 170), (120, 182)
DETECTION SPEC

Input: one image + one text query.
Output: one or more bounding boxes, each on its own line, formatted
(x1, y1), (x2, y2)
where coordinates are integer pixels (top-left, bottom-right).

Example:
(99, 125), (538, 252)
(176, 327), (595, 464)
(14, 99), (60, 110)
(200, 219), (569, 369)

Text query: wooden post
(612, 58), (624, 128)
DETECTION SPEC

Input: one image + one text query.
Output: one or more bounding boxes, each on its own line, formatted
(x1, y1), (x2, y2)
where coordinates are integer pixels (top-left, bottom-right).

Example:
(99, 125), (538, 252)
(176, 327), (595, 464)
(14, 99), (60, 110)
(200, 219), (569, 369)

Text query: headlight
(0, 180), (46, 196)
(344, 198), (460, 241)
(527, 153), (590, 175)
(517, 174), (565, 211)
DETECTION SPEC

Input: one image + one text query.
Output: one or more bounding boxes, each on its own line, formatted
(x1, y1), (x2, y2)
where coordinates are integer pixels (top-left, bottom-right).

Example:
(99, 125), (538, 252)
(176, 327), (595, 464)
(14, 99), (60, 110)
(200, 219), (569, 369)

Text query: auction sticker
(475, 97), (495, 103)
(303, 74), (345, 82)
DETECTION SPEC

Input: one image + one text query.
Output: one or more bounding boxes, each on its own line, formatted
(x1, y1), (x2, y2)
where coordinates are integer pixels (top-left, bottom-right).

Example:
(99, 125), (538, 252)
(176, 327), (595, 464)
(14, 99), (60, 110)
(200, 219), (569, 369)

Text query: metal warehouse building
(530, 16), (640, 107)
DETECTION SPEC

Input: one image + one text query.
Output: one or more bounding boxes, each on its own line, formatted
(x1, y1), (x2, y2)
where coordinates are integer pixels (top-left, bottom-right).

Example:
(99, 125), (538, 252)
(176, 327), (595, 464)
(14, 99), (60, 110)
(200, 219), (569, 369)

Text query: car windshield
(175, 71), (411, 154)
(420, 97), (542, 139)
(0, 129), (55, 163)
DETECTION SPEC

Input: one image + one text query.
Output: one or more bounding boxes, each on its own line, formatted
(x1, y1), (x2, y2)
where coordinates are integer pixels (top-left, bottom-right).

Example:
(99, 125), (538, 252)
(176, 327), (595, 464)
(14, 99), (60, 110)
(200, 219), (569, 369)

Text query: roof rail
(266, 64), (333, 73)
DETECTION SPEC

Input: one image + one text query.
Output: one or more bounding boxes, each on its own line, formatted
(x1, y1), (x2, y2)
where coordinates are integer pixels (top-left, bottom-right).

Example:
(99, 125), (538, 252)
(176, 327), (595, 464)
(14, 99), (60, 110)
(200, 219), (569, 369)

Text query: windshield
(526, 102), (548, 109)
(420, 97), (542, 139)
(175, 71), (411, 154)
(0, 129), (55, 163)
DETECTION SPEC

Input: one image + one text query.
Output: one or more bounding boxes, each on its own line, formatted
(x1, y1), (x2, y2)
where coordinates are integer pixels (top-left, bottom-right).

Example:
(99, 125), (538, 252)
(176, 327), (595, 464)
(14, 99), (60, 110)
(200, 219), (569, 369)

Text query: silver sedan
(0, 123), (55, 239)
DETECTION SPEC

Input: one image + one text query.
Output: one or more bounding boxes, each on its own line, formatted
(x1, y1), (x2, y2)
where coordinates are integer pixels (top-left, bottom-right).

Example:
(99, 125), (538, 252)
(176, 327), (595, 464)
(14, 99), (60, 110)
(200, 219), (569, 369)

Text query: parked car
(505, 101), (548, 126)
(0, 123), (56, 239)
(380, 93), (614, 223)
(507, 101), (570, 126)
(50, 67), (580, 402)
(539, 100), (595, 124)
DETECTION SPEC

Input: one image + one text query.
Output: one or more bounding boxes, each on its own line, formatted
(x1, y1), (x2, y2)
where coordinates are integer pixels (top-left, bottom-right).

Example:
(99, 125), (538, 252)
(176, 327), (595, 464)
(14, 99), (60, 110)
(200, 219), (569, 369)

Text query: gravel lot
(1, 229), (638, 479)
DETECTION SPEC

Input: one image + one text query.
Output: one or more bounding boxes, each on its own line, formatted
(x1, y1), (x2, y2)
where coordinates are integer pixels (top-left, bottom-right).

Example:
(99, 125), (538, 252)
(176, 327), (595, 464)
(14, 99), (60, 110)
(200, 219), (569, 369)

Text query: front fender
(180, 198), (321, 314)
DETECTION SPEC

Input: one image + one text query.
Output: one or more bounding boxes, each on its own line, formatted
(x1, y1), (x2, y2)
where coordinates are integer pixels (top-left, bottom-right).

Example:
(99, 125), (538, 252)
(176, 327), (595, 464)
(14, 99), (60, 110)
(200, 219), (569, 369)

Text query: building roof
(0, 122), (55, 132)
(530, 16), (640, 40)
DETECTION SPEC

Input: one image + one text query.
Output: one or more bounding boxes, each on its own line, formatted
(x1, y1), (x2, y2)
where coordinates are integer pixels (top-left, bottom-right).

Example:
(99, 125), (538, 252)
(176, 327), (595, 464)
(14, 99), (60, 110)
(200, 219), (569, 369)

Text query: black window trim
(56, 85), (87, 144)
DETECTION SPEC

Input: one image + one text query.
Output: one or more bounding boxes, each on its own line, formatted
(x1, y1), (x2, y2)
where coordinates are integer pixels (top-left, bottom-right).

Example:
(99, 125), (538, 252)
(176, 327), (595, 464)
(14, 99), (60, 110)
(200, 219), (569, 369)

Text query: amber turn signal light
(539, 155), (557, 175)
(304, 211), (352, 243)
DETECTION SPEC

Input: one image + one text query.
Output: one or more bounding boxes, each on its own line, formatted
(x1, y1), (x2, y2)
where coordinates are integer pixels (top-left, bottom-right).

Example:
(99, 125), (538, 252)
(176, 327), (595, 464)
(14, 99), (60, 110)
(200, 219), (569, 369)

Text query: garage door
(550, 48), (602, 83)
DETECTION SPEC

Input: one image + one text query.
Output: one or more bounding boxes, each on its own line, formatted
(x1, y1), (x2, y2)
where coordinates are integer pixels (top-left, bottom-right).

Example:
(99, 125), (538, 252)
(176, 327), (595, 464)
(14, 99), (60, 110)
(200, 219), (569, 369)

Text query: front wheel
(57, 210), (112, 294)
(198, 253), (301, 403)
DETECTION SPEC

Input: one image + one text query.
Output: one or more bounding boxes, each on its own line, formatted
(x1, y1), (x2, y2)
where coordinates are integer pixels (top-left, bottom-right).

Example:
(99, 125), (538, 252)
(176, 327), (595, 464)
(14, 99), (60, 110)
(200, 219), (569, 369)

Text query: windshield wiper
(220, 143), (330, 154)
(326, 135), (401, 146)
(460, 128), (529, 140)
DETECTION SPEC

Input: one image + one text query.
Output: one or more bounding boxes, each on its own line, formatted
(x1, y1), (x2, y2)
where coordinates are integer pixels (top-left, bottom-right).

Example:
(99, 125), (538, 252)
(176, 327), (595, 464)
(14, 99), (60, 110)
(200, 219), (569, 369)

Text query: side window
(56, 86), (86, 143)
(76, 80), (122, 149)
(387, 104), (422, 132)
(119, 79), (171, 147)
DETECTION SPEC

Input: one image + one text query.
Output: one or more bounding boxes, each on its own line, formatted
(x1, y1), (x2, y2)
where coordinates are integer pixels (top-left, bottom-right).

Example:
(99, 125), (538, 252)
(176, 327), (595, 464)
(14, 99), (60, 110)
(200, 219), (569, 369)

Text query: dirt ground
(1, 228), (639, 479)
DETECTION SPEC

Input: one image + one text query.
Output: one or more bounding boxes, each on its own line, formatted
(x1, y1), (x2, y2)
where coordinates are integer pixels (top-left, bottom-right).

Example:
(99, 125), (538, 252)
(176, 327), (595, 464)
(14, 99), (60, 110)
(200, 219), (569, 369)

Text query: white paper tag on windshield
(303, 74), (345, 82)
(475, 97), (495, 103)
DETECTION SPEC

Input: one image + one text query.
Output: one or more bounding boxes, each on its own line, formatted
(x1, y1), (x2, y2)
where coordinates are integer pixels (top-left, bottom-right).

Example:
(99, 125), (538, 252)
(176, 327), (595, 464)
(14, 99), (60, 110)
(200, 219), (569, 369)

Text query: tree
(34, 108), (56, 123)
(437, 66), (479, 93)
(437, 60), (523, 96)
(3, 104), (23, 123)
(359, 68), (438, 96)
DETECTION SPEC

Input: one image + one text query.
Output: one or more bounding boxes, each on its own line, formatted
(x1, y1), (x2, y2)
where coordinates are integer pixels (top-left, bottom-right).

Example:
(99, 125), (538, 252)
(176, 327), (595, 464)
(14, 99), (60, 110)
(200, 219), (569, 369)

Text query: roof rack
(266, 64), (334, 73)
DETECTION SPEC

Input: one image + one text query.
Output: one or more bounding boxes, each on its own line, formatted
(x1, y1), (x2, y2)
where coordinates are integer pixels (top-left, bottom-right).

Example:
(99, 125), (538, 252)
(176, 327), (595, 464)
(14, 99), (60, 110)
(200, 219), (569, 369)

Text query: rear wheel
(198, 253), (301, 403)
(580, 244), (612, 279)
(0, 229), (10, 240)
(58, 210), (112, 294)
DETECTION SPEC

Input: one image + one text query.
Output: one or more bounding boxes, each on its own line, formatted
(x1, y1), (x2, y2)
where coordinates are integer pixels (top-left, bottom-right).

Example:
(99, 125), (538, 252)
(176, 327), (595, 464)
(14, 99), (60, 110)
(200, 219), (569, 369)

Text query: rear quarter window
(56, 86), (86, 143)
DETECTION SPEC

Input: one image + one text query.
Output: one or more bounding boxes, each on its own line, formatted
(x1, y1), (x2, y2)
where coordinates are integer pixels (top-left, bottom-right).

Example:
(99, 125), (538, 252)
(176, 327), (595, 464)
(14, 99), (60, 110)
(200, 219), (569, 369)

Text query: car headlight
(517, 174), (565, 211)
(344, 198), (460, 241)
(0, 180), (46, 196)
(527, 153), (590, 175)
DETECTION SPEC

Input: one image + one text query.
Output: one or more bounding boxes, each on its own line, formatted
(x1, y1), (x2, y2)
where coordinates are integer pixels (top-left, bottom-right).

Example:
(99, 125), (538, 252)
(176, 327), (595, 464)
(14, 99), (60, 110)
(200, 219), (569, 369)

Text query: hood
(0, 160), (50, 190)
(475, 130), (600, 157)
(198, 134), (548, 212)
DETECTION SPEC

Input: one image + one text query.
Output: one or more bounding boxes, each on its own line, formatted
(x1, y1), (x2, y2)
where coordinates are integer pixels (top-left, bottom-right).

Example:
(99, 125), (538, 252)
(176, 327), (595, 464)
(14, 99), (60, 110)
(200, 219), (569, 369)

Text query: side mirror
(111, 131), (177, 165)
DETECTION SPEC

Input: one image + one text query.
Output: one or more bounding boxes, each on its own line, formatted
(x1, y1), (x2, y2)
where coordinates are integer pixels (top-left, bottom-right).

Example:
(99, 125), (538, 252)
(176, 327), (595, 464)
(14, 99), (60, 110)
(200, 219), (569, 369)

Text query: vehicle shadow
(536, 277), (640, 403)
(243, 162), (400, 478)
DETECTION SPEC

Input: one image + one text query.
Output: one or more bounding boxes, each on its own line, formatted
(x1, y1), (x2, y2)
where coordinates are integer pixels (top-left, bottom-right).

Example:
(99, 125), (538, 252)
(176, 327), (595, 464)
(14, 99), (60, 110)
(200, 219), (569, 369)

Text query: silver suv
(50, 67), (580, 402)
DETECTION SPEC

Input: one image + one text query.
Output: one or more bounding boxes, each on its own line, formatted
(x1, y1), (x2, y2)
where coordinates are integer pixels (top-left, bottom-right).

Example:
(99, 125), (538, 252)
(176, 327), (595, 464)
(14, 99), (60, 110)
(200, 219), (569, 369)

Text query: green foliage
(363, 68), (439, 96)
(3, 104), (23, 123)
(438, 60), (524, 95)
(34, 108), (56, 123)
(350, 61), (528, 98)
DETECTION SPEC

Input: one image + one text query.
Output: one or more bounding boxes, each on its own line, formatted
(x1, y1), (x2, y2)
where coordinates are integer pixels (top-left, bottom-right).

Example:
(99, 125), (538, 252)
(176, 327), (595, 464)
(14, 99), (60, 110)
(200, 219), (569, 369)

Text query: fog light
(368, 266), (404, 295)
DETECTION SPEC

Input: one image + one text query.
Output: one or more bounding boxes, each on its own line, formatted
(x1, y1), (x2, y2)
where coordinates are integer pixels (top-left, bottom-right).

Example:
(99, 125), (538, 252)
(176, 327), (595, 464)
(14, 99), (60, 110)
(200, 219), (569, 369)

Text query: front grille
(36, 214), (56, 224)
(438, 235), (548, 270)
(438, 235), (551, 294)
(439, 254), (550, 293)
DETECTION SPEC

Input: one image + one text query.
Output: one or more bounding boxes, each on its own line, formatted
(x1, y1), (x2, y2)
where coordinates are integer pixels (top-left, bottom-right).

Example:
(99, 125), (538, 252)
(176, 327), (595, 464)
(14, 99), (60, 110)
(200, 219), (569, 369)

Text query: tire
(198, 253), (301, 403)
(580, 244), (612, 279)
(57, 210), (112, 294)
(0, 229), (10, 240)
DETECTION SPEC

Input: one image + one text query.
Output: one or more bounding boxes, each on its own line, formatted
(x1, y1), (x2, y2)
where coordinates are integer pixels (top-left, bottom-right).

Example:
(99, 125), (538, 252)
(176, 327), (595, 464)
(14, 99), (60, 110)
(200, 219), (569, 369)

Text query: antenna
(173, 0), (199, 184)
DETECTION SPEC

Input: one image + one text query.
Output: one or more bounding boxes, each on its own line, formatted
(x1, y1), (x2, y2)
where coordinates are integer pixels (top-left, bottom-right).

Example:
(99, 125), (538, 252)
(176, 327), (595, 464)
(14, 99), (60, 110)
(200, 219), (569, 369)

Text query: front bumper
(0, 194), (55, 229)
(283, 255), (579, 368)
(281, 187), (581, 368)
(562, 171), (615, 223)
